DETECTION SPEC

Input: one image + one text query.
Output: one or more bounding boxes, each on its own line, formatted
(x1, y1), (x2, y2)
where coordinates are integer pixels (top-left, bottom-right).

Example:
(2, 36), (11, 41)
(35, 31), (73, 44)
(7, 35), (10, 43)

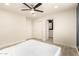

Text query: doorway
(46, 20), (53, 43)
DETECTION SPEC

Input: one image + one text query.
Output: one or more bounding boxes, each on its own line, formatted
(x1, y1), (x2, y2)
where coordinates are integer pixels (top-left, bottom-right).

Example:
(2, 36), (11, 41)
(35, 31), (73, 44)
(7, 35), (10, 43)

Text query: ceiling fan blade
(34, 9), (43, 13)
(21, 9), (31, 11)
(34, 3), (42, 9)
(23, 3), (32, 9)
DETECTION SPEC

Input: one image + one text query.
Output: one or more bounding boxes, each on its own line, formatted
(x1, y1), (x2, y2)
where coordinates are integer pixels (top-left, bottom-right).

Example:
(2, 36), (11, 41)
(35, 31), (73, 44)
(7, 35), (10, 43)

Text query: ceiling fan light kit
(30, 9), (35, 14)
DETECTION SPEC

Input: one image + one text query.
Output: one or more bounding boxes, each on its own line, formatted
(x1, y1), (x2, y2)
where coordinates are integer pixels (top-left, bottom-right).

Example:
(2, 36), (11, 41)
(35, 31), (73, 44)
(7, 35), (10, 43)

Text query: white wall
(53, 8), (76, 48)
(0, 9), (32, 48)
(32, 19), (43, 40)
(32, 7), (76, 48)
(32, 19), (48, 41)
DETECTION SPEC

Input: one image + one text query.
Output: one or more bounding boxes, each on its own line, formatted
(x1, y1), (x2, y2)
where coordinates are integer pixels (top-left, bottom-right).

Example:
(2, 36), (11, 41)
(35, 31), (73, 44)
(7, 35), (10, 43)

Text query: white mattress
(0, 39), (61, 56)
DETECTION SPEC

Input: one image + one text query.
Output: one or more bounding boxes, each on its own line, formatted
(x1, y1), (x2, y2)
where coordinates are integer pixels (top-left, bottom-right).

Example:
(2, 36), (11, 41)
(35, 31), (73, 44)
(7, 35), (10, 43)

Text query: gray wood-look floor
(33, 38), (79, 56)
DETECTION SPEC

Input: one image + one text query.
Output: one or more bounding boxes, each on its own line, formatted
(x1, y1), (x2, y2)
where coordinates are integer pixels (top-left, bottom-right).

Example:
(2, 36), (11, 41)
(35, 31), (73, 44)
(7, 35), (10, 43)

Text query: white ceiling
(0, 3), (77, 19)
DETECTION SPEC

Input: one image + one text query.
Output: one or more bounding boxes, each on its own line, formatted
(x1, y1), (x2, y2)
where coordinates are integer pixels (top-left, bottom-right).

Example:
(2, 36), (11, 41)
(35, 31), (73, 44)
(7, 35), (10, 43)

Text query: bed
(0, 39), (61, 56)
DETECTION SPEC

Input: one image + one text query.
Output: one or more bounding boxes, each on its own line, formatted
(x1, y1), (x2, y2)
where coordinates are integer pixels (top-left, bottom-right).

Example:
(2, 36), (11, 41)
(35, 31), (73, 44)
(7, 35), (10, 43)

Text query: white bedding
(0, 39), (61, 56)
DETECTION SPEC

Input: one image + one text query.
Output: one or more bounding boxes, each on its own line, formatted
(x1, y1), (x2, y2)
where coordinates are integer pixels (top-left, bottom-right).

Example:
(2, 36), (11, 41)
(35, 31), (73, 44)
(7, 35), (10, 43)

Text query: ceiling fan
(21, 3), (44, 13)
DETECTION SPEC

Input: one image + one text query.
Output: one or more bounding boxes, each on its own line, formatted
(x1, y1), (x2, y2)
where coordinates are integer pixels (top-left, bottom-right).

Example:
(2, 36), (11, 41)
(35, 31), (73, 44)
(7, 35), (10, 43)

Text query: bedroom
(0, 3), (78, 56)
